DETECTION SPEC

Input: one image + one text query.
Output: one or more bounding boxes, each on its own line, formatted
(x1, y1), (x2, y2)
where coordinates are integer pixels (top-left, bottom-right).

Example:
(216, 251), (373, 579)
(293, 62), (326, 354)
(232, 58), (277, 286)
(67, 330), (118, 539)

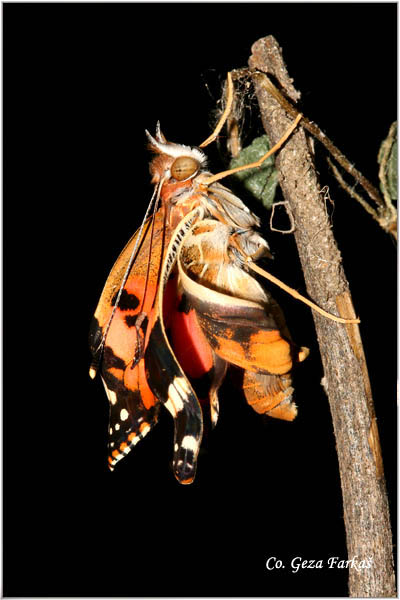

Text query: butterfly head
(146, 122), (207, 185)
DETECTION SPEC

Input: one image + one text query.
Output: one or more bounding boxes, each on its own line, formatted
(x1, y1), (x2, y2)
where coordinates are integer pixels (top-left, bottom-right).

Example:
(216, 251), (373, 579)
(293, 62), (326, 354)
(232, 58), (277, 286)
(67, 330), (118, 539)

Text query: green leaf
(229, 135), (279, 209)
(378, 122), (397, 203)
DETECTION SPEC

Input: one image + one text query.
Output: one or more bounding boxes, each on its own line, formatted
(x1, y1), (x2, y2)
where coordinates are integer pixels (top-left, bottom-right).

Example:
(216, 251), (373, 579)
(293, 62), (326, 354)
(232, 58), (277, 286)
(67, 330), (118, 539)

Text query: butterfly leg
(208, 351), (228, 428)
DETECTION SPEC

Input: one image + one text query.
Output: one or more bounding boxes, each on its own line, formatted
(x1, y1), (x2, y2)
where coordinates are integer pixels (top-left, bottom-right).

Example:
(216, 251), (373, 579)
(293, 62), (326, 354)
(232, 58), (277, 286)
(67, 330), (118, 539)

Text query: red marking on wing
(169, 305), (214, 379)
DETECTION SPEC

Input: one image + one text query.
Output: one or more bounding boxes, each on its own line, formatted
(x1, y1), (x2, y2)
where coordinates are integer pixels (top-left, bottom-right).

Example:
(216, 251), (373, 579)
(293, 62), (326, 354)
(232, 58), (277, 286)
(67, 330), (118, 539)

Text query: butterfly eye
(171, 156), (199, 182)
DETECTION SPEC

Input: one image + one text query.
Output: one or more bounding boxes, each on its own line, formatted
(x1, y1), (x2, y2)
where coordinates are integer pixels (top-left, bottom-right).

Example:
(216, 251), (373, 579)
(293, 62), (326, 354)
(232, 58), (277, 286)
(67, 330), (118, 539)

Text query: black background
(4, 3), (397, 597)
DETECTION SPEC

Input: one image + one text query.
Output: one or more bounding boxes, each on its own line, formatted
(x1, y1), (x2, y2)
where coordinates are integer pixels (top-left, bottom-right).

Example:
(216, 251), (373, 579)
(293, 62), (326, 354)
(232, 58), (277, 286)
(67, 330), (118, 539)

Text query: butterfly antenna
(128, 189), (163, 370)
(90, 179), (164, 378)
(138, 193), (160, 315)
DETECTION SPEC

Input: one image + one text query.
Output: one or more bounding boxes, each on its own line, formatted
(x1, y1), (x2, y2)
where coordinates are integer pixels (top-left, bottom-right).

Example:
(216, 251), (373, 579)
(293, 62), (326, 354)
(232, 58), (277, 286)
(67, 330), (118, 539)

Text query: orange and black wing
(143, 208), (206, 484)
(177, 218), (306, 421)
(89, 211), (167, 469)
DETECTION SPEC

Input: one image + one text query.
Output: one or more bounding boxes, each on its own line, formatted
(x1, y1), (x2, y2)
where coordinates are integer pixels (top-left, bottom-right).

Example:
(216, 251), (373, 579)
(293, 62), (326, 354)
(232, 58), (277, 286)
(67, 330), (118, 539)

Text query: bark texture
(249, 36), (395, 597)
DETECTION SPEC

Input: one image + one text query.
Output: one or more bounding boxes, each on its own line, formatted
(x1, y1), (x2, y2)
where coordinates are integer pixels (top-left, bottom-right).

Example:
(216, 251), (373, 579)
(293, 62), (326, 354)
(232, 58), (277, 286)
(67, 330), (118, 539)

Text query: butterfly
(89, 80), (308, 484)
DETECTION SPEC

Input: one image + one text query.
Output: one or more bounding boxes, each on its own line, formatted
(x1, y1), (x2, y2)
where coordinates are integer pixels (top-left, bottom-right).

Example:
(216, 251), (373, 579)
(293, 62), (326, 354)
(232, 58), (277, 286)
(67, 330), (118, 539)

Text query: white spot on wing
(164, 399), (176, 417)
(174, 376), (191, 396)
(140, 425), (151, 437)
(120, 408), (129, 421)
(168, 383), (185, 412)
(101, 378), (118, 405)
(111, 452), (124, 465)
(181, 435), (198, 452)
(109, 424), (154, 469)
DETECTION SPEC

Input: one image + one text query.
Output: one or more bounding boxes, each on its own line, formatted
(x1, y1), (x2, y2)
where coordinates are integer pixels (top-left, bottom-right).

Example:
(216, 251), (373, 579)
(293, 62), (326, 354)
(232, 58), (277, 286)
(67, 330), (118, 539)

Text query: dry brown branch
(248, 36), (396, 598)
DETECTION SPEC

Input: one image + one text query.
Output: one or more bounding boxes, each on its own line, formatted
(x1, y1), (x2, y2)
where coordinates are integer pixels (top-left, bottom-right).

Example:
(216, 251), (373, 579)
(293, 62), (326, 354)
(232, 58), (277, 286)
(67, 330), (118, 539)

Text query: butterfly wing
(90, 129), (308, 482)
(89, 210), (169, 469)
(177, 218), (302, 420)
(144, 208), (206, 484)
(169, 293), (227, 428)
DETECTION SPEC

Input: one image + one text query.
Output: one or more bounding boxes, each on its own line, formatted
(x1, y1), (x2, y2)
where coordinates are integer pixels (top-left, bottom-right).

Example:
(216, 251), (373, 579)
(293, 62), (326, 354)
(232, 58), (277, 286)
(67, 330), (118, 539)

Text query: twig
(378, 121), (398, 224)
(202, 113), (302, 185)
(250, 68), (397, 239)
(199, 72), (234, 148)
(249, 36), (395, 597)
(328, 157), (398, 241)
(327, 157), (380, 219)
(226, 71), (243, 157)
(247, 259), (360, 324)
(269, 200), (295, 234)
